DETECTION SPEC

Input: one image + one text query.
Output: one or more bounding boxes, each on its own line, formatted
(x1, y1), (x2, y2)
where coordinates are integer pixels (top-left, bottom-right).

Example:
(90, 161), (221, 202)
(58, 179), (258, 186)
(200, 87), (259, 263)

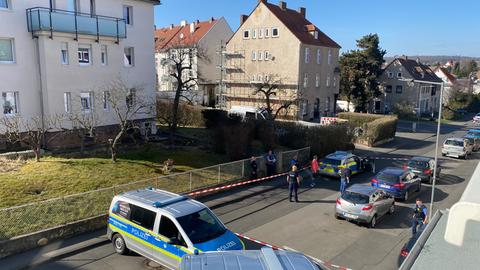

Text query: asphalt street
(4, 120), (478, 270)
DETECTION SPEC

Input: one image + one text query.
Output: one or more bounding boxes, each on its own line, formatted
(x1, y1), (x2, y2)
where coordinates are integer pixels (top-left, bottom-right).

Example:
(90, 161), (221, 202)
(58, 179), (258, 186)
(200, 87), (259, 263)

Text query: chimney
(299, 7), (306, 18)
(209, 17), (214, 23)
(189, 22), (195, 33)
(195, 19), (200, 25)
(240, 14), (249, 25)
(279, 1), (287, 10)
(169, 24), (174, 29)
(180, 20), (187, 27)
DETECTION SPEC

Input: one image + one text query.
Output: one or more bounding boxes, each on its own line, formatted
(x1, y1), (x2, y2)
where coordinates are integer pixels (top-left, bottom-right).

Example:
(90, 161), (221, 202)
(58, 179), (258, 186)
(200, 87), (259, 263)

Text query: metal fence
(0, 147), (310, 240)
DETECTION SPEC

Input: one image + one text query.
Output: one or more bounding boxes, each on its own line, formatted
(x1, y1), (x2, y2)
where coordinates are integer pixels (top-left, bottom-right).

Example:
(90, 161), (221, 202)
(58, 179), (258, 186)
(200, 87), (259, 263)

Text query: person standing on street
(249, 156), (258, 180)
(287, 165), (301, 202)
(310, 155), (319, 187)
(345, 167), (352, 186)
(265, 150), (277, 176)
(339, 166), (347, 194)
(412, 198), (428, 235)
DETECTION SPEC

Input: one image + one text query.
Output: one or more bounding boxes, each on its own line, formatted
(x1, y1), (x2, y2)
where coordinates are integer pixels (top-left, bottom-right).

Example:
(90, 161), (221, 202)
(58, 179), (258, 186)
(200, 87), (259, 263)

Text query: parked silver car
(335, 184), (395, 228)
(442, 137), (469, 159)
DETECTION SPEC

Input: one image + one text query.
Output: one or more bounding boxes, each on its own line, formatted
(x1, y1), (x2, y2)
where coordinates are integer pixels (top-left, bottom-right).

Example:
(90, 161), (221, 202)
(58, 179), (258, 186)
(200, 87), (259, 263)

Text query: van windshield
(177, 208), (227, 244)
(445, 140), (463, 147)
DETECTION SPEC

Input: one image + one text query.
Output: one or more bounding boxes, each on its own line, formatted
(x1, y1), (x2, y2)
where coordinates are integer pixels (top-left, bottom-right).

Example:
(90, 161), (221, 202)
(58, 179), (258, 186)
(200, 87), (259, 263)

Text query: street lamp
(401, 79), (444, 220)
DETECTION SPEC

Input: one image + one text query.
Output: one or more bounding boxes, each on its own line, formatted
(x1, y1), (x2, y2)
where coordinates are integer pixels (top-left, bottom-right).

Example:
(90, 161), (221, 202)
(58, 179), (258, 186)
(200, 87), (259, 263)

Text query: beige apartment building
(0, 0), (159, 149)
(224, 0), (341, 120)
(155, 18), (233, 107)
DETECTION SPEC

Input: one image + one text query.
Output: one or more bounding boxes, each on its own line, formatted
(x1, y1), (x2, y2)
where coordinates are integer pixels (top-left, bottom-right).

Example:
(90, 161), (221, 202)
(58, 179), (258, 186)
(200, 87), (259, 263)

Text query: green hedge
(338, 112), (397, 146)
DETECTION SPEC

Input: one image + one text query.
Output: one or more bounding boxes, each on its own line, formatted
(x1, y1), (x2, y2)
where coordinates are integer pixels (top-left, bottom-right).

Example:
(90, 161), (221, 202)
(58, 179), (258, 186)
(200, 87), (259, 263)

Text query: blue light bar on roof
(153, 196), (188, 208)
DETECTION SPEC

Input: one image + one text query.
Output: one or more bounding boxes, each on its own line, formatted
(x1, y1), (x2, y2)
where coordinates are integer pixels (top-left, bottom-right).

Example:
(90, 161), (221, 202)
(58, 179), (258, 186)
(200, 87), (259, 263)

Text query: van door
(153, 215), (188, 268)
(128, 204), (157, 257)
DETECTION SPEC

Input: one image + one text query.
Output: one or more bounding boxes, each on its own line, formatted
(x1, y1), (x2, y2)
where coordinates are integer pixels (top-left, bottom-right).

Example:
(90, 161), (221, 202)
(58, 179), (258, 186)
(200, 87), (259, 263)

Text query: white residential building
(155, 18), (233, 107)
(0, 0), (159, 148)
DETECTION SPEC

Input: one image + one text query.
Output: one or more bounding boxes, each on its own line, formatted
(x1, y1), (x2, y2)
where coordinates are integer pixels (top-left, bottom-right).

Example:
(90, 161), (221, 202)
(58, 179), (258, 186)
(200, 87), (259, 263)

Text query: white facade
(0, 0), (159, 134)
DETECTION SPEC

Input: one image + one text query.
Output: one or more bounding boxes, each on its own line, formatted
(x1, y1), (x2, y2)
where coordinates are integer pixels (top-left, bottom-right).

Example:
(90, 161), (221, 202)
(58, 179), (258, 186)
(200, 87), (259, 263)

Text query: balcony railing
(26, 7), (126, 42)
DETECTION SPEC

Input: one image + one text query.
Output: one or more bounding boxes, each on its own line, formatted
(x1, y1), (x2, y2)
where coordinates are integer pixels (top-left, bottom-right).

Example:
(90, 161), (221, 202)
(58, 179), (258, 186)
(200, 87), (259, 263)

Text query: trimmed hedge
(338, 112), (397, 146)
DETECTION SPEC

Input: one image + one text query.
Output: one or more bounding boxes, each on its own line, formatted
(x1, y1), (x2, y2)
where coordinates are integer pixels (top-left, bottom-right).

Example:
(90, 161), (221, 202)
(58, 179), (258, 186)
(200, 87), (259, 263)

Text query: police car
(107, 188), (244, 270)
(319, 151), (368, 178)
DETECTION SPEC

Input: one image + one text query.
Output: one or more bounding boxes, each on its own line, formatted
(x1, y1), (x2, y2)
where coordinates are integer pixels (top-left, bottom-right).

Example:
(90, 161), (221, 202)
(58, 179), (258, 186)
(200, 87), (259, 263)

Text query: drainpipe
(34, 38), (46, 144)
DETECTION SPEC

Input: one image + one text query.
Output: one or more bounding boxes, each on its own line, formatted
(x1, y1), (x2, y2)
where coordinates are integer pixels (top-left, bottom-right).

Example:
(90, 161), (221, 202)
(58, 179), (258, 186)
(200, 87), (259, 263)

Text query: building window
(272, 27), (279, 37)
(315, 74), (320, 88)
(388, 72), (393, 78)
(326, 97), (331, 112)
(251, 74), (256, 82)
(259, 29), (263, 38)
(396, 85), (403, 93)
(397, 72), (402, 78)
(333, 76), (337, 87)
(264, 51), (270, 61)
(103, 91), (110, 111)
(431, 86), (437, 96)
(2, 92), (19, 115)
(326, 76), (331, 87)
(60, 42), (68, 65)
(264, 28), (269, 38)
(126, 88), (136, 108)
(258, 74), (263, 82)
(100, 45), (107, 65)
(64, 92), (72, 113)
(80, 92), (93, 112)
(316, 49), (321, 65)
(78, 46), (91, 65)
(258, 51), (263, 61)
(252, 29), (257, 39)
(123, 6), (133, 25)
(124, 47), (134, 67)
(252, 51), (257, 61)
(302, 100), (308, 115)
(305, 47), (310, 64)
(0, 0), (10, 9)
(386, 85), (392, 93)
(243, 30), (249, 39)
(303, 73), (308, 88)
(328, 49), (332, 65)
(0, 38), (14, 63)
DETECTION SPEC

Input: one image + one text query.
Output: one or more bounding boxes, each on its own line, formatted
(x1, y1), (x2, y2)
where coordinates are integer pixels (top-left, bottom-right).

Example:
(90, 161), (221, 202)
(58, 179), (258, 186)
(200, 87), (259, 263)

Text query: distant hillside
(384, 55), (480, 65)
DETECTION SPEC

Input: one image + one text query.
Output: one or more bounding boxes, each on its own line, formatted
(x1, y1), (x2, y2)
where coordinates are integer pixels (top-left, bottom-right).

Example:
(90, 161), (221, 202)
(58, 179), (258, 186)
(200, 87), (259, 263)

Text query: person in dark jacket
(250, 156), (258, 180)
(287, 165), (301, 202)
(412, 198), (428, 235)
(265, 150), (277, 176)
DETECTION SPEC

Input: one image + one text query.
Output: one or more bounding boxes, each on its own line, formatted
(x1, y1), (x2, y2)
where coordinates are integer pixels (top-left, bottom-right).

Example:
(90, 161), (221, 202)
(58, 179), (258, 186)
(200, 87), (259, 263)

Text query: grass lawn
(0, 145), (227, 208)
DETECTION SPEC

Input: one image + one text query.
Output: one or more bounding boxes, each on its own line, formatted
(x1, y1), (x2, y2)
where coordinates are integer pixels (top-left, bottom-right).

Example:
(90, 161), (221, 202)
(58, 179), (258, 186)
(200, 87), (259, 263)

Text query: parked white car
(442, 138), (469, 159)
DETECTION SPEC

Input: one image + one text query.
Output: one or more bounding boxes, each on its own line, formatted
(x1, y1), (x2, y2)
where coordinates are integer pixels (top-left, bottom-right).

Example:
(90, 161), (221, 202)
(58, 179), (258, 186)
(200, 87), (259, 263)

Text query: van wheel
(112, 234), (129, 255)
(369, 215), (377, 228)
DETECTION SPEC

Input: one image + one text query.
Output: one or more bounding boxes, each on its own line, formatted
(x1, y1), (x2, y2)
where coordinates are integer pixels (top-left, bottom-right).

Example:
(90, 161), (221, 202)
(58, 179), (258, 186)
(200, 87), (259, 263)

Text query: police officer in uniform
(287, 165), (301, 202)
(339, 166), (348, 194)
(412, 198), (428, 235)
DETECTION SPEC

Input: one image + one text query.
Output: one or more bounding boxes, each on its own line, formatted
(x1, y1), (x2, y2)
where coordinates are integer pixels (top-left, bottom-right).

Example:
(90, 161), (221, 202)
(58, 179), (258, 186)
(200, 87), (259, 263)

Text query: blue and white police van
(107, 188), (244, 269)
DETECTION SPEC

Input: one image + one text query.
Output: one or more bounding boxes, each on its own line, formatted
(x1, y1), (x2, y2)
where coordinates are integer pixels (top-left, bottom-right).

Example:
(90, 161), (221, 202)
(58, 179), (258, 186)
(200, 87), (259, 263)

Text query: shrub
(337, 112), (384, 127)
(157, 100), (205, 128)
(339, 112), (397, 146)
(392, 101), (416, 120)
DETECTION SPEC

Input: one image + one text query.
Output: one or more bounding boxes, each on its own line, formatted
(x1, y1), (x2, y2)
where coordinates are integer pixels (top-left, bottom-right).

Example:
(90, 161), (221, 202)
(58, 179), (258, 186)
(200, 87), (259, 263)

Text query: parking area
(5, 121), (478, 270)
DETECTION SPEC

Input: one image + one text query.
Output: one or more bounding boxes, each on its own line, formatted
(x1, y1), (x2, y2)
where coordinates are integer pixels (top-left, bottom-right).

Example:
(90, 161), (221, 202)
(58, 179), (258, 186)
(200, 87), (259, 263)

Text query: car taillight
(401, 249), (409, 257)
(394, 183), (405, 189)
(424, 169), (432, 174)
(371, 179), (378, 184)
(362, 204), (373, 211)
(336, 198), (341, 205)
(403, 165), (408, 170)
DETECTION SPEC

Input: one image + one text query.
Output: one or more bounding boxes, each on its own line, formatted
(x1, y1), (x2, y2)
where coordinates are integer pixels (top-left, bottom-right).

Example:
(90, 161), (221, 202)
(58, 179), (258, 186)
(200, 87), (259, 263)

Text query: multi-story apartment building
(224, 0), (341, 120)
(155, 18), (233, 107)
(0, 0), (159, 148)
(378, 57), (443, 115)
(433, 67), (457, 104)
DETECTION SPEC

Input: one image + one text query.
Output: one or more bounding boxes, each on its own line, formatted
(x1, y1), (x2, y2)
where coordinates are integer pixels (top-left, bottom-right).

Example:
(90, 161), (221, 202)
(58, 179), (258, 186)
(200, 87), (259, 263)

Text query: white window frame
(328, 49), (332, 65)
(258, 74), (263, 82)
(259, 28), (263, 38)
(251, 74), (256, 82)
(80, 92), (93, 113)
(2, 91), (19, 116)
(314, 31), (319, 40)
(264, 51), (270, 61)
(388, 72), (393, 78)
(303, 73), (308, 88)
(302, 100), (308, 116)
(102, 91), (110, 111)
(316, 49), (321, 65)
(124, 47), (134, 67)
(100, 44), (107, 66)
(252, 29), (257, 39)
(0, 38), (15, 64)
(64, 92), (72, 113)
(397, 72), (402, 78)
(252, 51), (257, 61)
(243, 30), (250, 39)
(0, 0), (11, 10)
(126, 88), (136, 108)
(305, 47), (310, 64)
(78, 46), (91, 65)
(333, 76), (337, 87)
(326, 76), (331, 87)
(61, 42), (69, 65)
(123, 5), (133, 26)
(272, 27), (279, 37)
(258, 51), (263, 61)
(315, 74), (320, 88)
(264, 28), (270, 38)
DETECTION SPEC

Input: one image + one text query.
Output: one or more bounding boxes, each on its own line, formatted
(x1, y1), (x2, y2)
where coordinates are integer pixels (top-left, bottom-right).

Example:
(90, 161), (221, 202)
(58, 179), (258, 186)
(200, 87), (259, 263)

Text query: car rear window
(341, 191), (369, 204)
(408, 160), (428, 169)
(377, 171), (400, 183)
(445, 139), (464, 147)
(324, 158), (341, 166)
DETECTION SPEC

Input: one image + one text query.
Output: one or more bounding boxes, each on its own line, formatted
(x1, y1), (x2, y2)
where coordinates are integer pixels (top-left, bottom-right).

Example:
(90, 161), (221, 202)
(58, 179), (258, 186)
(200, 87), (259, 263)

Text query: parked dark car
(404, 157), (441, 185)
(371, 167), (421, 201)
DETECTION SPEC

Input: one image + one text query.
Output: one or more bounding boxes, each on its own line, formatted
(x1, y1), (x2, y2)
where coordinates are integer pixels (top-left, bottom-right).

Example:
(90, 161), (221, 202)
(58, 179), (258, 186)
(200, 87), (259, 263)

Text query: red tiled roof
(155, 18), (218, 51)
(263, 2), (341, 48)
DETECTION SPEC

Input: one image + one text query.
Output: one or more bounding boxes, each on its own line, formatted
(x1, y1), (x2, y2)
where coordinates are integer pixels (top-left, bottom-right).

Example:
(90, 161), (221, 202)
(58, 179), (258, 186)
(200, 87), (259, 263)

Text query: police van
(107, 188), (244, 269)
(319, 151), (368, 178)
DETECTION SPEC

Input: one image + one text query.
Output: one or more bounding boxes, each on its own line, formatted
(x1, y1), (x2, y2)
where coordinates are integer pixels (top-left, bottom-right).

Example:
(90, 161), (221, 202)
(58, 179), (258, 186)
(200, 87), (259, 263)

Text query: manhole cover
(143, 259), (169, 270)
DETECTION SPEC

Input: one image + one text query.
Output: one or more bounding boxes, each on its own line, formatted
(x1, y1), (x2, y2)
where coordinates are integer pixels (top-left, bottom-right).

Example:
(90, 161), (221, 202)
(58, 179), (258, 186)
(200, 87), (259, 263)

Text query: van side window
(130, 204), (156, 230)
(112, 200), (131, 219)
(158, 216), (179, 239)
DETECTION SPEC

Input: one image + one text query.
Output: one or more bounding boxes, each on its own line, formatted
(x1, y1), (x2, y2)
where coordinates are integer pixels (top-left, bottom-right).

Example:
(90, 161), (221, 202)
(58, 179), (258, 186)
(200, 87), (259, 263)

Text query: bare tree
(160, 41), (208, 146)
(0, 115), (63, 162)
(252, 75), (300, 120)
(102, 80), (153, 162)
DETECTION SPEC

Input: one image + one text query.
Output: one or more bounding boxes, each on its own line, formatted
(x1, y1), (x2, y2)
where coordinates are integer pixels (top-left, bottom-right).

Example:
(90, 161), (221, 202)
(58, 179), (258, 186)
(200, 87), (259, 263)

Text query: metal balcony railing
(26, 7), (126, 43)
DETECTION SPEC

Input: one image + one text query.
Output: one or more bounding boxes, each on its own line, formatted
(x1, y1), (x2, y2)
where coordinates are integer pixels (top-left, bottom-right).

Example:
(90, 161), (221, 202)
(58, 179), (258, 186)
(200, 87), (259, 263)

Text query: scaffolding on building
(216, 42), (245, 109)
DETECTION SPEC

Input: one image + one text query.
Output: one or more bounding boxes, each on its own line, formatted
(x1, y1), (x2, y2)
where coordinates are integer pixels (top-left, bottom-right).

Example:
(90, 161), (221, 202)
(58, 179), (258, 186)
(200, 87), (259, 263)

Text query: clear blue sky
(154, 0), (480, 57)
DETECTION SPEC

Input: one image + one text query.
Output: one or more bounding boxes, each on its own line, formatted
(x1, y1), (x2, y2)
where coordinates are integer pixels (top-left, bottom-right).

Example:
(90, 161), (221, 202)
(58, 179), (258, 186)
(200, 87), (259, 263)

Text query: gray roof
(121, 189), (205, 218)
(385, 58), (443, 83)
(346, 184), (376, 196)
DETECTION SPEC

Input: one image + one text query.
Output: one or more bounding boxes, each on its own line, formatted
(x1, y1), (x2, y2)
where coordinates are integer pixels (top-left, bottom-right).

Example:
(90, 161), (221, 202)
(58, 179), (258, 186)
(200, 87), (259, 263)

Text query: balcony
(26, 7), (126, 42)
